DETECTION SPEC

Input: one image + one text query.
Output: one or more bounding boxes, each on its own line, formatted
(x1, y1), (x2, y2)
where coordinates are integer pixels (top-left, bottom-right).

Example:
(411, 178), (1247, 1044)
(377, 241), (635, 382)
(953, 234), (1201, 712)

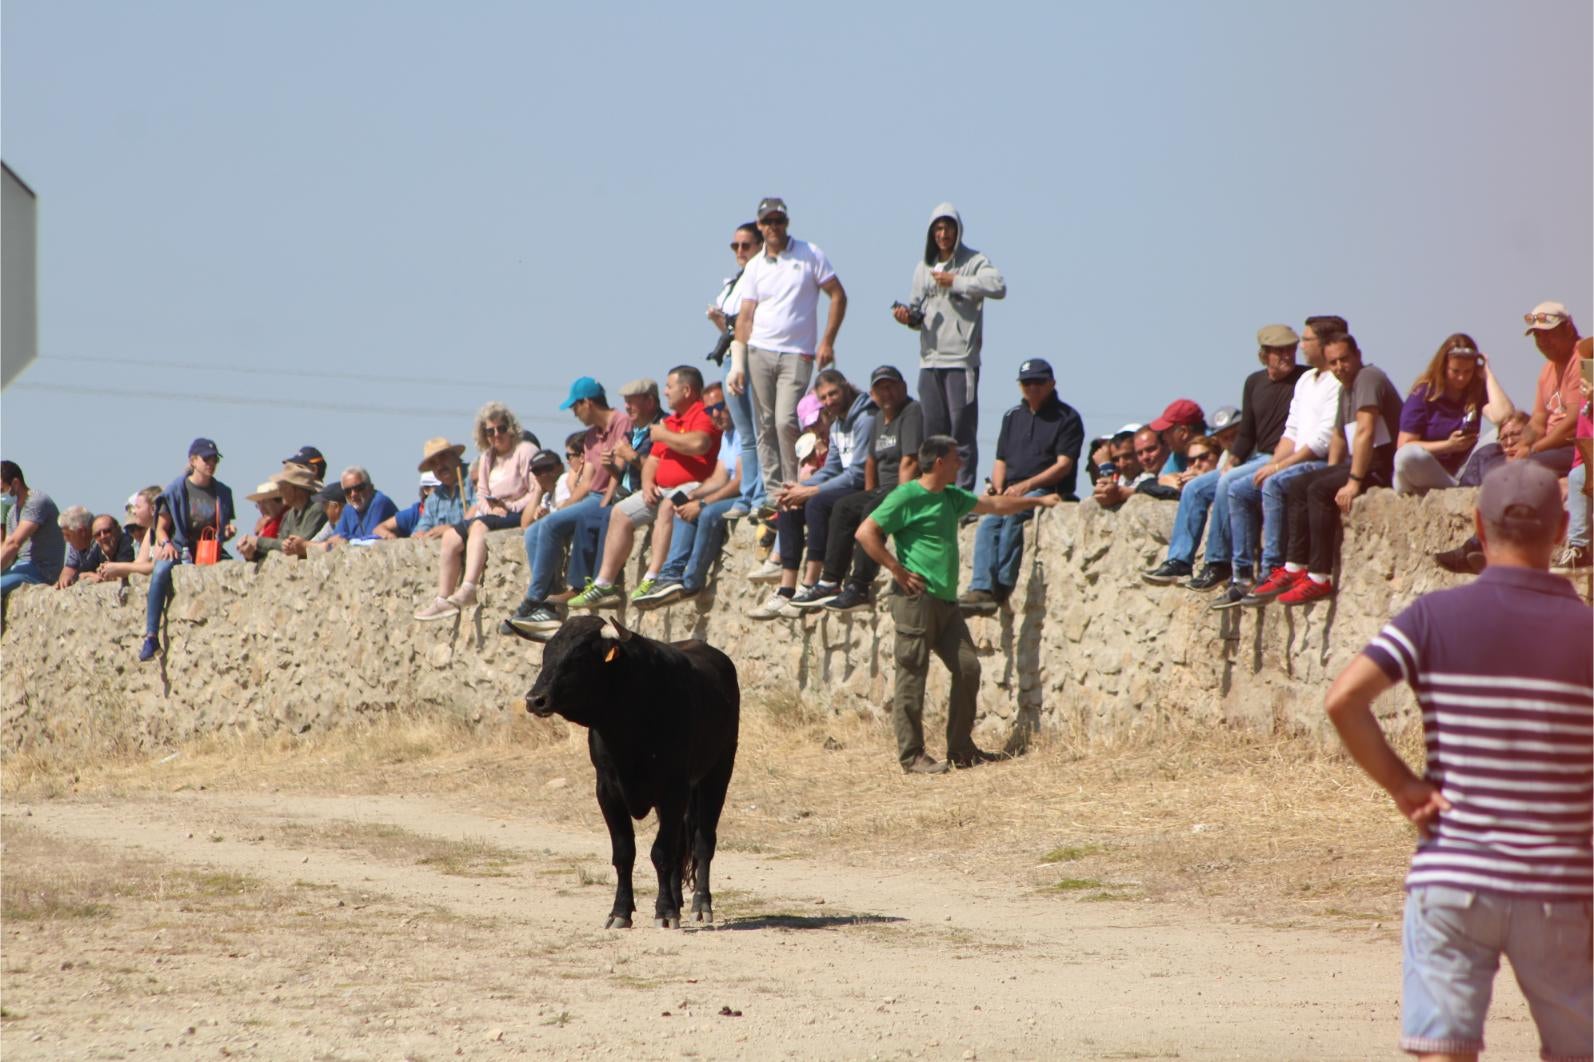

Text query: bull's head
(524, 615), (635, 723)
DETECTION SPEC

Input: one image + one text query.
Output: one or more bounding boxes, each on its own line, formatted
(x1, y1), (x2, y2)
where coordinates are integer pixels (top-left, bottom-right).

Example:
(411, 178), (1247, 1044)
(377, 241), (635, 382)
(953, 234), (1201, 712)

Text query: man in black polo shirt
(959, 358), (1083, 614)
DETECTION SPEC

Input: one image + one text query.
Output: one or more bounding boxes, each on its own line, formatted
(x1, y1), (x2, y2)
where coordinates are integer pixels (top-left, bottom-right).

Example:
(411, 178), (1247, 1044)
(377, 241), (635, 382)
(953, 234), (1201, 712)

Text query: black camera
(706, 314), (738, 365)
(891, 301), (924, 328)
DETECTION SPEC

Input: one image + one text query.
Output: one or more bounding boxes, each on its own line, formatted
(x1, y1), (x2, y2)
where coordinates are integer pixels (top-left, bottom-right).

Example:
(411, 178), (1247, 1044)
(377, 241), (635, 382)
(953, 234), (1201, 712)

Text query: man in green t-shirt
(856, 434), (1062, 773)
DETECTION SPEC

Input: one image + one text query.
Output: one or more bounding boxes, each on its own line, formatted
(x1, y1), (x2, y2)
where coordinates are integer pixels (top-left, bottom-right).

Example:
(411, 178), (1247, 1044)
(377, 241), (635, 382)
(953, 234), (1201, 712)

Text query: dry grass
(3, 695), (1429, 928)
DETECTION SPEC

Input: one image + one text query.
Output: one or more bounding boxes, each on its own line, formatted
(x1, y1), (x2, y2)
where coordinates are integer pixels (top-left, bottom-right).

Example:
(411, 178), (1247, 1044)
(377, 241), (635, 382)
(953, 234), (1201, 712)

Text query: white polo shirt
(1281, 367), (1342, 459)
(740, 237), (836, 356)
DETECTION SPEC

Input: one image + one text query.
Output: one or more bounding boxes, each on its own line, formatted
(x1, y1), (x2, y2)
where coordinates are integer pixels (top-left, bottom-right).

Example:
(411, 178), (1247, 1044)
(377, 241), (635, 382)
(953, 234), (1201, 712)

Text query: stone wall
(2, 490), (1501, 759)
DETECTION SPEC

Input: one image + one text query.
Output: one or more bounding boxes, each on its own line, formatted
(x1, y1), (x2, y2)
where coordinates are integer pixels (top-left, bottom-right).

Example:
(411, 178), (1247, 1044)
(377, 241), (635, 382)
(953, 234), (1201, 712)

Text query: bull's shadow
(718, 912), (906, 931)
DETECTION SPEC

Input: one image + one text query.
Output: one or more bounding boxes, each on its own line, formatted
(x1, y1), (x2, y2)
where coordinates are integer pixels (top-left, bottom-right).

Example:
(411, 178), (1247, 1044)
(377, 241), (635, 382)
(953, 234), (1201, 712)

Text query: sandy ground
(1, 786), (1540, 1061)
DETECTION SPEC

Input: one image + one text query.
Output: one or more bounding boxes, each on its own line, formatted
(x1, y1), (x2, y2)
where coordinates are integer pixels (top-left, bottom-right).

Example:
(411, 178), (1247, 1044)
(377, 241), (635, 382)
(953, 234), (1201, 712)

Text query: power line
(32, 354), (569, 394)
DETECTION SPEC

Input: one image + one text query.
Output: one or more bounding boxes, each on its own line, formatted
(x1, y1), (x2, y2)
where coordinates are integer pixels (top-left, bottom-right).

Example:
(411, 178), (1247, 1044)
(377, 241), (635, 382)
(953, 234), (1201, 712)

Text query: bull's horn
(607, 616), (634, 642)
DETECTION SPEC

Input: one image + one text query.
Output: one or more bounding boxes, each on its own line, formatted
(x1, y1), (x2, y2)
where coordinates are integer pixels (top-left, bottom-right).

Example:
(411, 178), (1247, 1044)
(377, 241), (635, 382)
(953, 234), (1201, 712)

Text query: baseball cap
(559, 376), (606, 410)
(1524, 300), (1571, 334)
(869, 365), (906, 386)
(1113, 422), (1143, 438)
(530, 448), (563, 472)
(1017, 358), (1054, 381)
(757, 197), (788, 221)
(283, 445), (325, 467)
(1257, 324), (1300, 349)
(619, 378), (658, 399)
(1210, 406), (1242, 432)
(1478, 461), (1563, 533)
(1148, 399), (1205, 432)
(312, 481), (346, 505)
(188, 437), (221, 459)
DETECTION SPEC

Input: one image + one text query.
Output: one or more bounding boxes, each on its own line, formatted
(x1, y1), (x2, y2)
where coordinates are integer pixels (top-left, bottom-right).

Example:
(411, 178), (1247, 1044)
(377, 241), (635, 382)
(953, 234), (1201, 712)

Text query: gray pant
(890, 591), (980, 767)
(749, 346), (814, 494)
(919, 367), (979, 491)
(1393, 443), (1461, 495)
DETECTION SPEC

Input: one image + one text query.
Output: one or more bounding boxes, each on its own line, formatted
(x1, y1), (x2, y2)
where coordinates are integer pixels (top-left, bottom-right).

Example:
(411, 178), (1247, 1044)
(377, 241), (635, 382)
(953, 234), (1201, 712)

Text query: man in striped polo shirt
(1325, 460), (1592, 1062)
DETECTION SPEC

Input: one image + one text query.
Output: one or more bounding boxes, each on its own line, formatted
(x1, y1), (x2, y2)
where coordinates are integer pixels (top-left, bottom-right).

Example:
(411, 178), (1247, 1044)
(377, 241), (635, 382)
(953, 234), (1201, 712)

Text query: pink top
(475, 440), (538, 513)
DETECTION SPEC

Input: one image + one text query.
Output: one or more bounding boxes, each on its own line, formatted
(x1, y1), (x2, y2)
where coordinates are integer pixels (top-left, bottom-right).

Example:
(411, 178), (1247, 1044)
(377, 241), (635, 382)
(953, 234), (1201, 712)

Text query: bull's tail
(680, 788), (700, 893)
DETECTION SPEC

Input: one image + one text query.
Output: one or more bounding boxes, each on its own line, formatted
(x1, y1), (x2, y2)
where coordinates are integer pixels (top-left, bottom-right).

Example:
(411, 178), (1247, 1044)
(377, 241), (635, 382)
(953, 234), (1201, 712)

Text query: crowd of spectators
(3, 196), (1589, 661)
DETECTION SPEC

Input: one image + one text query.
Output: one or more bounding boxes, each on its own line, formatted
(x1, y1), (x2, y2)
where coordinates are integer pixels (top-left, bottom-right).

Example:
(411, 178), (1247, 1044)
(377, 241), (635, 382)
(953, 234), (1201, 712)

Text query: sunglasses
(1188, 451), (1217, 463)
(485, 424), (513, 436)
(760, 215), (788, 226)
(730, 240), (757, 250)
(93, 526), (119, 537)
(1524, 312), (1566, 326)
(704, 401), (726, 415)
(1019, 378), (1051, 388)
(345, 482), (370, 494)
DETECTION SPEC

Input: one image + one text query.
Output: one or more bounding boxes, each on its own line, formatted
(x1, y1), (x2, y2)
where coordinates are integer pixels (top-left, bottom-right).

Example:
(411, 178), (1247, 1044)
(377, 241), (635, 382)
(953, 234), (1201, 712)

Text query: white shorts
(614, 482), (701, 529)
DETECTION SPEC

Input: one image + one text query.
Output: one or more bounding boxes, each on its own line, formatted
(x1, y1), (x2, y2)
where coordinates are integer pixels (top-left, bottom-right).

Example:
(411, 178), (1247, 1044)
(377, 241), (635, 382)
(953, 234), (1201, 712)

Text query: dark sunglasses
(1019, 378), (1051, 388)
(759, 215), (788, 226)
(1188, 451), (1217, 462)
(703, 401), (727, 415)
(345, 482), (371, 493)
(93, 525), (120, 537)
(729, 240), (757, 250)
(484, 424), (513, 436)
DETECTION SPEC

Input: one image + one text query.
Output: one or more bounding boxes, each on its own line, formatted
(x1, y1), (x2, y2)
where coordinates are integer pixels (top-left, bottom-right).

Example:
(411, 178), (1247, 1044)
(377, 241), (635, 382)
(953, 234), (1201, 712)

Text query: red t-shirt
(654, 401), (722, 489)
(1534, 356), (1582, 438)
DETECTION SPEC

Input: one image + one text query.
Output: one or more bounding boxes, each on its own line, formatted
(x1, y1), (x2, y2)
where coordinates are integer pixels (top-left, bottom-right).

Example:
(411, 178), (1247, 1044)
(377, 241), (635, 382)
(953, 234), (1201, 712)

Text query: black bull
(518, 616), (740, 929)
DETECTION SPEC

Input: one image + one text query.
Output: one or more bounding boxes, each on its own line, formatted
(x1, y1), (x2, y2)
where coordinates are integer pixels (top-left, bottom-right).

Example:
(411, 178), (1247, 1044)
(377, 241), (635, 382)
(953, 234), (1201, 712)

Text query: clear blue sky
(3, 0), (1590, 518)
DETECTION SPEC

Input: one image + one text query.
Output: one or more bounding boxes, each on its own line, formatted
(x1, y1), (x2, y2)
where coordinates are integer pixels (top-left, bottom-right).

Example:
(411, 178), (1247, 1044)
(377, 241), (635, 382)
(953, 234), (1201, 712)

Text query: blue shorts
(1402, 885), (1592, 1060)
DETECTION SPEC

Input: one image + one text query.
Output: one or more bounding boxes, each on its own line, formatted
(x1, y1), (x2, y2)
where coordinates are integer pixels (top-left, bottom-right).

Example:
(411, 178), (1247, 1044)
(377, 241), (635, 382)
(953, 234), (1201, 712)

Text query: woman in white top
(709, 222), (764, 515)
(415, 401), (537, 620)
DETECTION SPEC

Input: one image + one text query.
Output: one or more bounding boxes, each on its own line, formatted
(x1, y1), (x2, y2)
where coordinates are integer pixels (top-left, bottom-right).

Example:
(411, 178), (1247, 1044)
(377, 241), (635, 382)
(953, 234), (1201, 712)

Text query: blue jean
(0, 560), (47, 598)
(521, 495), (602, 603)
(725, 391), (763, 509)
(1238, 460), (1324, 572)
(1164, 455), (1270, 568)
(657, 497), (737, 593)
(1568, 463), (1589, 549)
(146, 558), (180, 637)
(1400, 884), (1592, 1060)
(968, 490), (1044, 594)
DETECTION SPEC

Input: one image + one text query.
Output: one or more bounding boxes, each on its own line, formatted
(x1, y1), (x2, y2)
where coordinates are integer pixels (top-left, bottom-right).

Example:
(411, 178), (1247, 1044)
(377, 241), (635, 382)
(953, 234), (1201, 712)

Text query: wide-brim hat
(418, 436), (468, 472)
(246, 480), (283, 503)
(275, 464), (323, 493)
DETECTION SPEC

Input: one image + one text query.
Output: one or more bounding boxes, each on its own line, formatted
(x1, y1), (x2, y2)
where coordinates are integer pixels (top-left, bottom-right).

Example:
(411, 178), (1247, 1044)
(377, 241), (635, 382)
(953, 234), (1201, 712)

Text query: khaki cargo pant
(890, 590), (980, 768)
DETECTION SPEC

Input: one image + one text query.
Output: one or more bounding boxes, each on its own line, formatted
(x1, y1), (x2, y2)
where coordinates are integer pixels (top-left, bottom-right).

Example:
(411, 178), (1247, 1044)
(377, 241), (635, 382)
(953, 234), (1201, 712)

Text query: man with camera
(892, 203), (1007, 492)
(567, 365), (721, 610)
(727, 197), (848, 507)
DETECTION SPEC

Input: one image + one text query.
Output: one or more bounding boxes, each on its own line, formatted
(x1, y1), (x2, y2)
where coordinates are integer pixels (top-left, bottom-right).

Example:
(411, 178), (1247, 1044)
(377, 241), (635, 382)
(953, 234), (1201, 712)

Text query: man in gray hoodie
(892, 203), (1006, 491)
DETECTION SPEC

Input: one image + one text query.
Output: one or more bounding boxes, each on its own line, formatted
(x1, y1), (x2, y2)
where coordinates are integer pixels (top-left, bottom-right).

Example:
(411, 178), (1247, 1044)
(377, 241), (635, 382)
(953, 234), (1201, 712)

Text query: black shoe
(902, 754), (950, 775)
(822, 584), (873, 613)
(957, 589), (999, 615)
(950, 747), (1011, 769)
(959, 512), (981, 528)
(1434, 540), (1485, 575)
(789, 582), (840, 610)
(1184, 563), (1232, 591)
(1141, 560), (1192, 585)
(1209, 583), (1251, 610)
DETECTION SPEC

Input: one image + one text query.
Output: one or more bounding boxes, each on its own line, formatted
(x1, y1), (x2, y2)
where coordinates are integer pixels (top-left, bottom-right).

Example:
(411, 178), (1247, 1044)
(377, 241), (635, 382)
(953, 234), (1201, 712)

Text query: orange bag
(194, 506), (221, 566)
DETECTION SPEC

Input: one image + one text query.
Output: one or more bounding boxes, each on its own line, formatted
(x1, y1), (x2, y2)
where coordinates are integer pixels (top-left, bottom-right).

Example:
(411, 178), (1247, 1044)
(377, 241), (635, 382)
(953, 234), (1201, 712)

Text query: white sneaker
(747, 559), (785, 583)
(748, 592), (798, 620)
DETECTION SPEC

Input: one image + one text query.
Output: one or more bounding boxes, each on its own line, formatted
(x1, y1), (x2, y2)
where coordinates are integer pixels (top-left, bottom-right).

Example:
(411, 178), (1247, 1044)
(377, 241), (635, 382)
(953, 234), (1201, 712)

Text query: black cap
(1017, 358), (1054, 381)
(869, 365), (906, 387)
(284, 445), (325, 466)
(529, 448), (562, 471)
(312, 482), (346, 505)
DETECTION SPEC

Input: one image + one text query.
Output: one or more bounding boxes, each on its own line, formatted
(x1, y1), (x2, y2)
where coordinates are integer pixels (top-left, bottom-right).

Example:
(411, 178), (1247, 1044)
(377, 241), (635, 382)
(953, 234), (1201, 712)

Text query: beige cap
(1257, 323), (1300, 349)
(619, 378), (658, 398)
(275, 465), (323, 493)
(245, 480), (283, 503)
(1524, 300), (1572, 334)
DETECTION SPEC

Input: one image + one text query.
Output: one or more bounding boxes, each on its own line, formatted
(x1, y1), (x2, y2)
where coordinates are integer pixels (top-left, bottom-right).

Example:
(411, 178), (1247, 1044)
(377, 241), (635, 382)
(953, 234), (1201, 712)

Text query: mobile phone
(669, 490), (690, 506)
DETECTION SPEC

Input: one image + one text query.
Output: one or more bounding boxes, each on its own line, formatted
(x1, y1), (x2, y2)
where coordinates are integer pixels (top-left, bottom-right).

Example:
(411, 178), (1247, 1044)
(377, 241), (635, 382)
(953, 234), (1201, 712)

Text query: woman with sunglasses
(416, 401), (538, 620)
(707, 221), (765, 517)
(137, 437), (236, 661)
(1393, 333), (1516, 494)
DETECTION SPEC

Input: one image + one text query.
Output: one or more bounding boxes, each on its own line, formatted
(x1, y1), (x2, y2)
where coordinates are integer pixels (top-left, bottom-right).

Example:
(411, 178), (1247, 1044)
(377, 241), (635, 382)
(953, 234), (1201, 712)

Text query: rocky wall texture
(2, 490), (1502, 759)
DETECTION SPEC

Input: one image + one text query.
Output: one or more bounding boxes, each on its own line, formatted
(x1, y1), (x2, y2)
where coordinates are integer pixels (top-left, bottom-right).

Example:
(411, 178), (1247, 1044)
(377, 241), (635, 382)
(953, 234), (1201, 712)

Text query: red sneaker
(1278, 577), (1336, 606)
(1248, 567), (1304, 600)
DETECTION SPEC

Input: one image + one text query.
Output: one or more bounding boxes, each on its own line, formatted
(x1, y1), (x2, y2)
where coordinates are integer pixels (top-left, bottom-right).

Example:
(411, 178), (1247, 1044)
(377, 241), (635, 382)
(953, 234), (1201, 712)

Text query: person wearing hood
(893, 203), (1006, 491)
(750, 369), (878, 620)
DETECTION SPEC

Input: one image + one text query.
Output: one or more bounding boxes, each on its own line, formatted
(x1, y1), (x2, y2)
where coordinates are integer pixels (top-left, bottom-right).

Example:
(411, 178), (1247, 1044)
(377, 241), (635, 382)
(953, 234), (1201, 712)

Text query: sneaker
(662, 587), (700, 608)
(822, 584), (873, 613)
(749, 592), (798, 620)
(1278, 577), (1336, 606)
(1433, 540), (1486, 575)
(755, 504), (779, 523)
(632, 581), (684, 608)
(415, 596), (461, 621)
(747, 559), (785, 583)
(789, 582), (840, 610)
(1183, 563), (1231, 591)
(1141, 559), (1193, 585)
(568, 582), (625, 610)
(504, 602), (562, 636)
(1209, 583), (1252, 610)
(957, 589), (999, 615)
(137, 635), (159, 662)
(1552, 544), (1591, 571)
(950, 747), (1011, 769)
(445, 584), (478, 610)
(723, 503), (750, 520)
(902, 754), (950, 775)
(959, 512), (981, 528)
(1245, 567), (1304, 604)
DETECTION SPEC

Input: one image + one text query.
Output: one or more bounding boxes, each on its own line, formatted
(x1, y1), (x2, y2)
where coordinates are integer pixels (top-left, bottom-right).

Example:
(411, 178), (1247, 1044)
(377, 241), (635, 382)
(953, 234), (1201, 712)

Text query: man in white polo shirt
(728, 197), (848, 506)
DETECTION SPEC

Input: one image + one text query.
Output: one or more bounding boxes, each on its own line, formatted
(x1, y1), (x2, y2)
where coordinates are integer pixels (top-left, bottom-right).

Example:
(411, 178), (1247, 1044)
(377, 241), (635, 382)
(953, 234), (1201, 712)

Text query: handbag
(194, 502), (221, 566)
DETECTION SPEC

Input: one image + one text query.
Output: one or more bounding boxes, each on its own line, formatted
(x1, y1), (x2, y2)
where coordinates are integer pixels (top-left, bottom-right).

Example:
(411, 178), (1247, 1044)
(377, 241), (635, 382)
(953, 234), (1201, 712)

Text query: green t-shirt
(868, 481), (979, 602)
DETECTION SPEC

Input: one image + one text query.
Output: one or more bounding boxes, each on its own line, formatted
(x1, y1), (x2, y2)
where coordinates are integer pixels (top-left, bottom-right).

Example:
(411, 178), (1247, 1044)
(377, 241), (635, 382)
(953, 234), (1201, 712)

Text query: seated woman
(1393, 334), (1515, 494)
(137, 438), (236, 662)
(415, 402), (537, 620)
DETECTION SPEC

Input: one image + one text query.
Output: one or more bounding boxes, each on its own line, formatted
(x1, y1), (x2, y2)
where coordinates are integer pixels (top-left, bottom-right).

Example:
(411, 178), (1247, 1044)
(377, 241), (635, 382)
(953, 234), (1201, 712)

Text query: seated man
(376, 472), (440, 540)
(793, 364), (923, 612)
(413, 436), (473, 539)
(1208, 406), (1242, 459)
(521, 449), (566, 524)
(749, 368), (877, 619)
(314, 467), (398, 550)
(81, 513), (136, 578)
(55, 506), (102, 589)
(308, 481), (344, 544)
(568, 365), (721, 609)
(1149, 399), (1206, 492)
(1, 461), (65, 599)
(239, 464), (326, 560)
(1088, 429), (1145, 510)
(245, 480), (286, 539)
(958, 358), (1083, 615)
(1143, 324), (1306, 589)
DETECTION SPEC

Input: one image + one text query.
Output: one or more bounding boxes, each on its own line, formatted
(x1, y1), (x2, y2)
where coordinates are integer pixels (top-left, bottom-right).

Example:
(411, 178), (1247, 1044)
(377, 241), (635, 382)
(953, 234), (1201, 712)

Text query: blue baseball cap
(559, 377), (605, 410)
(188, 437), (221, 459)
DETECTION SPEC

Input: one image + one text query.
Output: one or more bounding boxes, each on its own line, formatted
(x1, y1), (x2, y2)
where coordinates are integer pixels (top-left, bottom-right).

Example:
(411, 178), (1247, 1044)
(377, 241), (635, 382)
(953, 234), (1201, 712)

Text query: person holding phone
(1392, 333), (1516, 495)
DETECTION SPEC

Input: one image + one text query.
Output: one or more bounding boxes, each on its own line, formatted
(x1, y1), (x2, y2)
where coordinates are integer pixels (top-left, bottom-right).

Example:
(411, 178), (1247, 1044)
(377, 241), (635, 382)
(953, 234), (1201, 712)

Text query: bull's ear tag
(604, 645), (620, 663)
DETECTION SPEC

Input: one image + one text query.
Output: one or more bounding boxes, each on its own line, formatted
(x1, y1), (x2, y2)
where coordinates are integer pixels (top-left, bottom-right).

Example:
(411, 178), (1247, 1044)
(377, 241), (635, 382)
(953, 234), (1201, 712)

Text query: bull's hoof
(603, 915), (632, 929)
(653, 916), (681, 929)
(693, 906), (714, 925)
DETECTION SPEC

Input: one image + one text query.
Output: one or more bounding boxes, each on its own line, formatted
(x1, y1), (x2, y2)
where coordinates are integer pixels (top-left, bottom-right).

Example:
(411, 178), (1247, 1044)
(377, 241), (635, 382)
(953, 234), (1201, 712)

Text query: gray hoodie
(906, 202), (1006, 370)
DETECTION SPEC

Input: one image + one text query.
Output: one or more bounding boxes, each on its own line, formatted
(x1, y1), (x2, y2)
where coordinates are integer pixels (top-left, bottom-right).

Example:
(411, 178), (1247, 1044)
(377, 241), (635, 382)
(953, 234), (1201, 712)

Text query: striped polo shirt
(1363, 566), (1593, 900)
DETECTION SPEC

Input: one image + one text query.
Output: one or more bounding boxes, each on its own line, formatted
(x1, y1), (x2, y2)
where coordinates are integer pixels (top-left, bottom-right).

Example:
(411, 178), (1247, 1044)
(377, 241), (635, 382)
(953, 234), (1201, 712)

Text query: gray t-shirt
(872, 400), (925, 491)
(1334, 364), (1404, 475)
(186, 481), (220, 536)
(6, 490), (66, 582)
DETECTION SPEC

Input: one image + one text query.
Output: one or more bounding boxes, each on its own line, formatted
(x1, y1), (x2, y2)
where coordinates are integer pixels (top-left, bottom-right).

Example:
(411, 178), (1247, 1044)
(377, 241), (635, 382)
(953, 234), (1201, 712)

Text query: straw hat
(418, 436), (468, 472)
(246, 480), (283, 503)
(275, 464), (323, 493)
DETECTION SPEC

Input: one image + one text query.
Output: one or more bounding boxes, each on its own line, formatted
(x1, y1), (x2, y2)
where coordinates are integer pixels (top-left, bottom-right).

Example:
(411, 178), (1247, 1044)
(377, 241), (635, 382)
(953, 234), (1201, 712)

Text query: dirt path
(2, 791), (1538, 1060)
